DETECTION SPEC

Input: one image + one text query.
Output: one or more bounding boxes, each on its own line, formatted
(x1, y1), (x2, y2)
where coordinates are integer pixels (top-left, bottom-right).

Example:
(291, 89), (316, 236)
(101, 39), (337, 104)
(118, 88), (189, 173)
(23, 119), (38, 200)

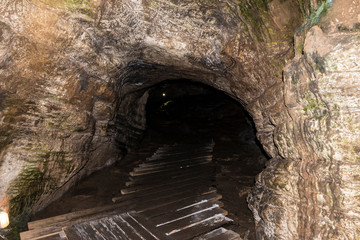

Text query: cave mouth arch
(33, 78), (268, 238)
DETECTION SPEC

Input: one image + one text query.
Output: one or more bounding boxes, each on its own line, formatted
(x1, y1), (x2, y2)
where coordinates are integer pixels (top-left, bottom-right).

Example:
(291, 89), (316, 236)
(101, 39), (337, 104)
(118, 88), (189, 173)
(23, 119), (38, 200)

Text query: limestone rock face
(0, 0), (359, 239)
(0, 0), (298, 216)
(249, 0), (360, 238)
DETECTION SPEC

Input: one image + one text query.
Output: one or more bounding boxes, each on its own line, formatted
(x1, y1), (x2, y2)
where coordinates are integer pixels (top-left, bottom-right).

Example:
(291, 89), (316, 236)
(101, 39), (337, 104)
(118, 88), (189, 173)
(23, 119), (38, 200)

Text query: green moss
(297, 0), (333, 32)
(305, 0), (332, 27)
(272, 177), (287, 190)
(302, 91), (328, 119)
(226, 0), (273, 42)
(7, 163), (48, 216)
(297, 44), (303, 54)
(295, 0), (333, 54)
(0, 95), (28, 156)
(150, 1), (160, 9)
(7, 147), (74, 218)
(37, 0), (98, 17)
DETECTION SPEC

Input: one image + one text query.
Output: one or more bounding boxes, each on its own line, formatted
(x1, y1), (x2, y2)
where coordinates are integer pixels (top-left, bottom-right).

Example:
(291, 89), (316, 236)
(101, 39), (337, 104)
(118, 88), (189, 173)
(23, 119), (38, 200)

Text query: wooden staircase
(21, 143), (242, 240)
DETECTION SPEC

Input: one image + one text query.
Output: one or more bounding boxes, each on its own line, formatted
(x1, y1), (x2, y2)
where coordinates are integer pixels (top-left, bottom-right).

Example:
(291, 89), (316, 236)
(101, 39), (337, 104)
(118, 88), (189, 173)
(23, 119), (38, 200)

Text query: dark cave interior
(33, 79), (268, 239)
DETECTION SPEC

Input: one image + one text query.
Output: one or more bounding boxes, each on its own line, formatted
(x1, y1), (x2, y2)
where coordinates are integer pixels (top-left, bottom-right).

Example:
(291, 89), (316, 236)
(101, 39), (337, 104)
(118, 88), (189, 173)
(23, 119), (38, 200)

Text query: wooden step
(113, 180), (214, 203)
(126, 165), (215, 186)
(148, 152), (212, 161)
(150, 200), (224, 226)
(194, 227), (242, 240)
(153, 145), (213, 155)
(136, 155), (212, 170)
(168, 214), (232, 240)
(63, 211), (167, 240)
(141, 192), (223, 219)
(130, 161), (212, 176)
(117, 212), (162, 240)
(132, 160), (211, 175)
(126, 166), (216, 186)
(125, 211), (168, 239)
(133, 189), (219, 213)
(22, 204), (133, 240)
(27, 202), (133, 230)
(157, 207), (228, 234)
(122, 173), (214, 194)
(144, 153), (212, 164)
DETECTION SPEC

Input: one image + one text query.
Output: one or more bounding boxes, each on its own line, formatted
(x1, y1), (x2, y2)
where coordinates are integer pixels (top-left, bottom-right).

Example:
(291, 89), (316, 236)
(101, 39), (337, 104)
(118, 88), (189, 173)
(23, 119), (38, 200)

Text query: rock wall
(0, 0), (359, 239)
(0, 0), (296, 216)
(249, 0), (360, 238)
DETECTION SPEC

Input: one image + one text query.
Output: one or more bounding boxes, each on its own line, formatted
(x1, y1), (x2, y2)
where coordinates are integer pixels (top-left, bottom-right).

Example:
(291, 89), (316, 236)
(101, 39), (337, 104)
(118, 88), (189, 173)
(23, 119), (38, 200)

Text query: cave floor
(33, 98), (266, 240)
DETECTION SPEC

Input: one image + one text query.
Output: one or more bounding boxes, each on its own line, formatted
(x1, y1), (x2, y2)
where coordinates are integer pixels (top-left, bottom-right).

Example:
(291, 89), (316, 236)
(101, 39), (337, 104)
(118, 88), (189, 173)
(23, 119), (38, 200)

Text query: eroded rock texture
(249, 0), (360, 238)
(0, 0), (359, 239)
(0, 0), (296, 215)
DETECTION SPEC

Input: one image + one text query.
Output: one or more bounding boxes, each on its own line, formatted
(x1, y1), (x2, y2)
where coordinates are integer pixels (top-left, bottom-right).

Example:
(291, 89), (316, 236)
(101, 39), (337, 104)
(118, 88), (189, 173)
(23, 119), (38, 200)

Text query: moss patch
(0, 94), (28, 160)
(227, 0), (272, 42)
(7, 147), (74, 218)
(295, 0), (333, 52)
(304, 0), (333, 28)
(302, 91), (328, 120)
(41, 0), (98, 16)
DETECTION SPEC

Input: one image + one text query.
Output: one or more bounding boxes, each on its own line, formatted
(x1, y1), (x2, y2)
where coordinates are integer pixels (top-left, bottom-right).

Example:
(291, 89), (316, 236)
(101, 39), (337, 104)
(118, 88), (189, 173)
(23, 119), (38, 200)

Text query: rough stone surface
(249, 0), (360, 239)
(0, 0), (359, 239)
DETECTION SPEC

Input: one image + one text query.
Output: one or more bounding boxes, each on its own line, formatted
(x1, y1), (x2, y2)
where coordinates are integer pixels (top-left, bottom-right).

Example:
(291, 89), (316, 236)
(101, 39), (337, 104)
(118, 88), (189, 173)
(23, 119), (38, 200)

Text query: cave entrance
(141, 79), (268, 238)
(31, 79), (267, 239)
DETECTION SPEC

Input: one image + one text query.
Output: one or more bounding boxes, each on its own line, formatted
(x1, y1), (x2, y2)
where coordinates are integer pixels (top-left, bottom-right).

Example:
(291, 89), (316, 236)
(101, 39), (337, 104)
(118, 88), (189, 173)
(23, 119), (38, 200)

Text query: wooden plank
(205, 229), (242, 240)
(143, 153), (212, 165)
(153, 145), (212, 155)
(36, 232), (66, 240)
(28, 202), (132, 230)
(113, 182), (213, 203)
(21, 229), (63, 240)
(126, 166), (215, 186)
(148, 151), (213, 161)
(134, 159), (211, 173)
(168, 215), (233, 240)
(21, 231), (65, 240)
(126, 211), (167, 240)
(88, 218), (127, 240)
(193, 228), (227, 240)
(150, 200), (224, 226)
(135, 156), (212, 170)
(157, 208), (228, 234)
(130, 161), (211, 176)
(96, 218), (129, 240)
(22, 205), (133, 240)
(133, 188), (218, 213)
(147, 152), (212, 162)
(194, 227), (243, 240)
(119, 212), (160, 240)
(122, 173), (214, 194)
(111, 215), (144, 240)
(129, 164), (214, 179)
(63, 222), (104, 240)
(141, 192), (222, 219)
(126, 166), (216, 186)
